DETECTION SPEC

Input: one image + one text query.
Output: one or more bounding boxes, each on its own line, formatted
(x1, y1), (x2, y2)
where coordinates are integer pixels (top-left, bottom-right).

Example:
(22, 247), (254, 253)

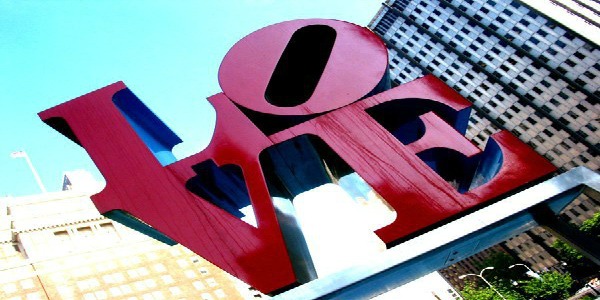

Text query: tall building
(368, 0), (599, 289)
(0, 171), (253, 300)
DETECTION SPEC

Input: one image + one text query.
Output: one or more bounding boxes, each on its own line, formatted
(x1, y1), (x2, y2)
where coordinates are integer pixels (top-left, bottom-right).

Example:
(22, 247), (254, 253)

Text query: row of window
(396, 0), (599, 142)
(375, 2), (599, 173)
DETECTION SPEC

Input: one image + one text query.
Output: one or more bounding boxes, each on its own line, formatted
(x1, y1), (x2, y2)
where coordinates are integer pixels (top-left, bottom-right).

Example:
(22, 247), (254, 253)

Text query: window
(169, 287), (182, 295)
(567, 111), (578, 119)
(153, 263), (166, 273)
(120, 284), (133, 294)
(177, 258), (189, 268)
(564, 32), (575, 41)
(558, 92), (569, 100)
(77, 226), (93, 238)
(565, 59), (576, 67)
(585, 123), (597, 131)
(2, 283), (17, 294)
(214, 289), (227, 298)
(161, 275), (175, 284)
(133, 281), (147, 291)
(143, 279), (157, 289)
(583, 71), (594, 79)
(54, 230), (70, 242)
(579, 203), (590, 211)
(514, 26), (522, 34)
(185, 270), (197, 279)
(21, 279), (35, 289)
(530, 37), (540, 45)
(206, 278), (218, 287)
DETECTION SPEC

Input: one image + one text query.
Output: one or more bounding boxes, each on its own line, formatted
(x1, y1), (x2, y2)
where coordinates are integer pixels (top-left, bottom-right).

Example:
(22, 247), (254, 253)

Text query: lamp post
(459, 267), (507, 300)
(509, 263), (541, 279)
(10, 150), (47, 193)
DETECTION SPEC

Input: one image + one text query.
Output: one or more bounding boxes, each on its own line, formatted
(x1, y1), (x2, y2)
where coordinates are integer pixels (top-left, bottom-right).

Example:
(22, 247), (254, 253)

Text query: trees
(551, 239), (584, 266)
(461, 283), (499, 300)
(461, 283), (526, 300)
(460, 270), (574, 300)
(461, 212), (600, 299)
(460, 252), (574, 300)
(579, 211), (600, 238)
(550, 211), (600, 278)
(521, 271), (574, 300)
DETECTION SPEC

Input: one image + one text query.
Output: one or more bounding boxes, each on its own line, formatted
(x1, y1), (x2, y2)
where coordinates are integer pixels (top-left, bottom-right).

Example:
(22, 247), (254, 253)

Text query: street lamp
(10, 150), (47, 193)
(509, 263), (541, 279)
(459, 267), (507, 300)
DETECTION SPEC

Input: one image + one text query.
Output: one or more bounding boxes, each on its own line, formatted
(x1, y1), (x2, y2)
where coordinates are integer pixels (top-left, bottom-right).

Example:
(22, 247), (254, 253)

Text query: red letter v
(39, 82), (296, 293)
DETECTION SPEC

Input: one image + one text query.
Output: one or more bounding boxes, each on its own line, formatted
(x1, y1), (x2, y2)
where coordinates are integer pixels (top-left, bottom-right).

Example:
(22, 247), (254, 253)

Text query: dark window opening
(265, 25), (336, 107)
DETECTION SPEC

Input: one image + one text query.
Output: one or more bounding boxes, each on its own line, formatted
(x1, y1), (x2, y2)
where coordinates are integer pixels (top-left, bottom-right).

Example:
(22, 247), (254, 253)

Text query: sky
(2, 0), (597, 196)
(0, 0), (382, 196)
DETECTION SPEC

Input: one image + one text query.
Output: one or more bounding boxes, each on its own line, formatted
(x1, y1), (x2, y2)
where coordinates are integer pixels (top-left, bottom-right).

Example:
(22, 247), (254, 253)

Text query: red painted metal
(39, 19), (556, 294)
(270, 75), (556, 243)
(39, 85), (296, 293)
(218, 19), (389, 115)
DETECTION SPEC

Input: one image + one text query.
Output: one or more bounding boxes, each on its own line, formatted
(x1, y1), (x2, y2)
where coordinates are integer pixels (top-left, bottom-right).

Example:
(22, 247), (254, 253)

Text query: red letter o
(218, 19), (389, 116)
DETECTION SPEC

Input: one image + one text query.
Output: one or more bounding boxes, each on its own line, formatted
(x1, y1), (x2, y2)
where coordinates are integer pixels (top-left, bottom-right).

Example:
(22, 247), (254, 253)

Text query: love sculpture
(39, 19), (555, 294)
